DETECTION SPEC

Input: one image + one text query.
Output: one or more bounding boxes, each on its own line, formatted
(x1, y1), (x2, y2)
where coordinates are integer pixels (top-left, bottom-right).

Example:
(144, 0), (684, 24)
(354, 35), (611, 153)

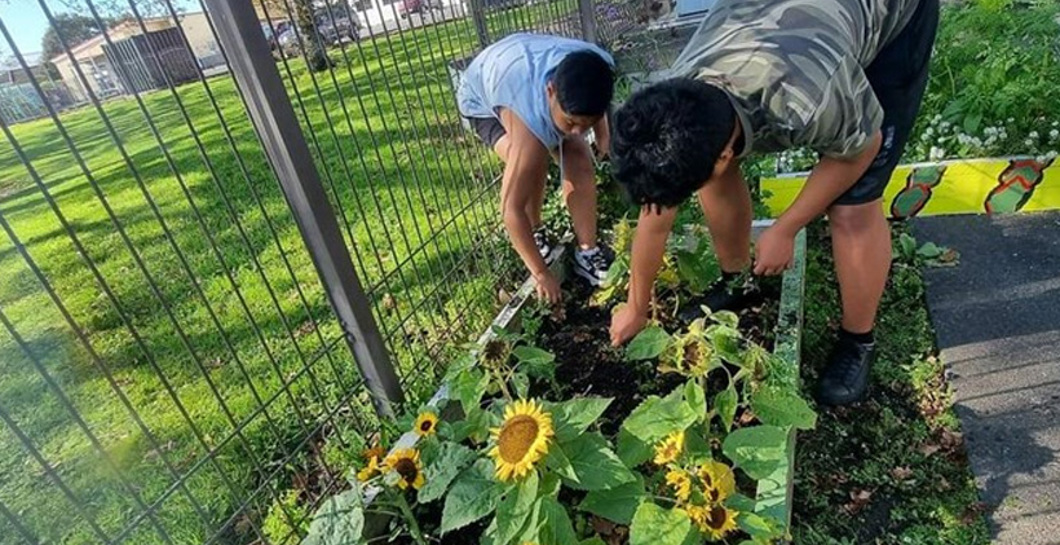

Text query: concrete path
(913, 211), (1060, 544)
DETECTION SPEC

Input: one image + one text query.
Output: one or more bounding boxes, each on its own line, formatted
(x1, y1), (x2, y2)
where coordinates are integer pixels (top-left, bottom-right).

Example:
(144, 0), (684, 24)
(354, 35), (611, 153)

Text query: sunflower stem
(492, 367), (513, 401)
(395, 492), (428, 545)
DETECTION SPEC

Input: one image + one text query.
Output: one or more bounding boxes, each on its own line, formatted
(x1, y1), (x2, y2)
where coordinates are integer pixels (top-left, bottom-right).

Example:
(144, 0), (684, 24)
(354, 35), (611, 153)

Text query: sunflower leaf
(750, 387), (818, 430)
(494, 472), (540, 545)
(625, 326), (672, 361)
(418, 442), (478, 504)
(721, 425), (789, 480)
(684, 380), (707, 419)
(622, 387), (698, 444)
(629, 502), (695, 545)
(448, 407), (492, 444)
(513, 345), (556, 382)
(715, 384), (738, 433)
(561, 432), (636, 491)
(737, 511), (784, 541)
(451, 367), (490, 415)
(303, 488), (364, 545)
(544, 445), (578, 482)
(616, 428), (653, 467)
(578, 475), (647, 525)
(538, 496), (578, 545)
(549, 397), (613, 443)
(511, 372), (530, 399)
(441, 459), (500, 534)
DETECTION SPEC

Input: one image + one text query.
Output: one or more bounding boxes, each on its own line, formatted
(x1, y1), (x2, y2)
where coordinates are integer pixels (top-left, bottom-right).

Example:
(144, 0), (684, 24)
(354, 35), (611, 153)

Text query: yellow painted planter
(762, 157), (1059, 219)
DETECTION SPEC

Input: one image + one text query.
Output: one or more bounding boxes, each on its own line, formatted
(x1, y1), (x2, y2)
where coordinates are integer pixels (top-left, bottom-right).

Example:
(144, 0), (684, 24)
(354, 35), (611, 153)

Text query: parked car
(275, 8), (361, 58)
(261, 21), (292, 53)
(399, 0), (442, 18)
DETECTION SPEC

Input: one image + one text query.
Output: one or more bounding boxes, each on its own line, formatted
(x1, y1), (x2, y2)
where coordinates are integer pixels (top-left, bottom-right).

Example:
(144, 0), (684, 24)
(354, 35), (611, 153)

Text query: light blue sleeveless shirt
(457, 33), (614, 150)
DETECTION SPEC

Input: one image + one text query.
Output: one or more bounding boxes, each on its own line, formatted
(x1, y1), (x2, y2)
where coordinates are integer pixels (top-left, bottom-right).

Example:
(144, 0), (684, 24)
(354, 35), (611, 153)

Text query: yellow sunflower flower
(385, 448), (425, 490)
(697, 460), (736, 504)
(666, 469), (692, 502)
(700, 505), (738, 540)
(680, 503), (710, 530)
(413, 411), (439, 437)
(356, 454), (381, 482)
(653, 430), (684, 465)
(488, 399), (554, 482)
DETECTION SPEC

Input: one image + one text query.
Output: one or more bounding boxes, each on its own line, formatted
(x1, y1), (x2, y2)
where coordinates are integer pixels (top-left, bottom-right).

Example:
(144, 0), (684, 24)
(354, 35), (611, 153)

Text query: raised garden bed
(301, 219), (809, 545)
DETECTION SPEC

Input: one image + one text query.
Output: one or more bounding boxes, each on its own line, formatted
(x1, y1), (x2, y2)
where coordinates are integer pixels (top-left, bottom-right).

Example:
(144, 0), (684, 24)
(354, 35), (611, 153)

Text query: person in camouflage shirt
(608, 0), (939, 405)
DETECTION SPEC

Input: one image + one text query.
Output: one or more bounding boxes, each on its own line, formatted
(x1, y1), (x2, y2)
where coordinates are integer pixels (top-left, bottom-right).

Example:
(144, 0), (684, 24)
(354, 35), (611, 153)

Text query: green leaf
(622, 387), (698, 444)
(737, 511), (784, 541)
(580, 539), (607, 545)
(724, 493), (757, 513)
(963, 113), (982, 135)
(711, 310), (739, 329)
(750, 387), (817, 430)
(898, 233), (916, 258)
(625, 326), (672, 361)
(513, 345), (555, 366)
(722, 425), (789, 480)
(441, 459), (501, 534)
(714, 385), (738, 433)
(451, 367), (490, 414)
(579, 475), (647, 525)
(629, 502), (695, 545)
(449, 407), (492, 444)
(495, 472), (540, 545)
(540, 471), (561, 496)
(676, 249), (719, 293)
(684, 380), (706, 419)
(917, 241), (943, 259)
(303, 489), (364, 545)
(616, 427), (652, 467)
(538, 496), (577, 545)
(544, 445), (578, 483)
(419, 442), (479, 504)
(511, 372), (530, 399)
(550, 397), (613, 442)
(562, 432), (636, 491)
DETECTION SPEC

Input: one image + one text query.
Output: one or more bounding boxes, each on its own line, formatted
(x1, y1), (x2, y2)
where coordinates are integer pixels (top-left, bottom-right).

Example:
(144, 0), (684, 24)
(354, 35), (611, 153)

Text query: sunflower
(481, 338), (511, 368)
(362, 445), (386, 461)
(385, 448), (425, 490)
(653, 430), (684, 465)
(666, 469), (692, 502)
(413, 411), (439, 437)
(356, 454), (381, 482)
(697, 460), (736, 504)
(700, 505), (738, 540)
(489, 399), (554, 482)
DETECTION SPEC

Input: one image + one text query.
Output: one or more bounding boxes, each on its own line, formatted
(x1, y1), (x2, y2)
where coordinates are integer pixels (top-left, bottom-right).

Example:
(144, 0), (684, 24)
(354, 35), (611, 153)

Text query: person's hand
(533, 269), (562, 304)
(610, 303), (648, 346)
(753, 224), (795, 276)
(595, 135), (610, 160)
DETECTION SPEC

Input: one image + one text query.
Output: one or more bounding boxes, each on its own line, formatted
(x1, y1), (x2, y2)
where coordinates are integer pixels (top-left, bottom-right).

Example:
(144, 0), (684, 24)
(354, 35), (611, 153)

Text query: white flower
(933, 114), (943, 122)
(1007, 117), (1016, 123)
(1025, 139), (1035, 148)
(1050, 129), (1059, 139)
(925, 127), (934, 137)
(929, 146), (945, 161)
(1030, 131), (1040, 139)
(940, 121), (951, 130)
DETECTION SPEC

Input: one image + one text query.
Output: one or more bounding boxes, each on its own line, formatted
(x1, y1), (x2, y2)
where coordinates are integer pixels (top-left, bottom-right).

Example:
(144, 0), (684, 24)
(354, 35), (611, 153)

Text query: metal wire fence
(0, 0), (658, 542)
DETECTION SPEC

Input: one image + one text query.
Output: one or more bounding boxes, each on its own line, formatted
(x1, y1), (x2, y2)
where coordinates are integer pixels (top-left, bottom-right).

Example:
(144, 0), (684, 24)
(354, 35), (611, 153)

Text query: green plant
(263, 489), (311, 545)
(892, 233), (959, 268)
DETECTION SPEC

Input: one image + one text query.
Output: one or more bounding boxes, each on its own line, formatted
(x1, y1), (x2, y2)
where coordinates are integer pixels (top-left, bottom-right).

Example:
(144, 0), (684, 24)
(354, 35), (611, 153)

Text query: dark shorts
(468, 116), (507, 149)
(836, 0), (940, 206)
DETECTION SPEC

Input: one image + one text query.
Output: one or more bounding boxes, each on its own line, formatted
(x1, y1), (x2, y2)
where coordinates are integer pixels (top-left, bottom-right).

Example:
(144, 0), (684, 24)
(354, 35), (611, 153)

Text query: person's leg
(556, 137), (598, 250)
(696, 158), (752, 273)
(828, 201), (891, 333)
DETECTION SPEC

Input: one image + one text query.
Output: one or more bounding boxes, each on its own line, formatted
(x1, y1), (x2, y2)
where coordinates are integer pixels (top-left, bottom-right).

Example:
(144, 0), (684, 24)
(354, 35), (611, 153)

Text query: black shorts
(468, 116), (506, 149)
(836, 0), (940, 206)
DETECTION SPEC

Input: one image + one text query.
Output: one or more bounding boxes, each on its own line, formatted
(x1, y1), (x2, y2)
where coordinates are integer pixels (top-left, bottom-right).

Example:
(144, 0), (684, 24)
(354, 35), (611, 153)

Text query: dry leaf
(891, 466), (914, 482)
(842, 488), (874, 515)
(382, 293), (397, 311)
(960, 502), (988, 525)
(939, 429), (964, 450)
(919, 442), (941, 457)
(497, 288), (512, 305)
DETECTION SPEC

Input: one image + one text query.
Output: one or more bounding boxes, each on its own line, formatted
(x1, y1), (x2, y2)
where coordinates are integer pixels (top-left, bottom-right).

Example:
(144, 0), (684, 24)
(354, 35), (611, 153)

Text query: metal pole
(202, 0), (404, 416)
(467, 0), (490, 48)
(578, 0), (596, 43)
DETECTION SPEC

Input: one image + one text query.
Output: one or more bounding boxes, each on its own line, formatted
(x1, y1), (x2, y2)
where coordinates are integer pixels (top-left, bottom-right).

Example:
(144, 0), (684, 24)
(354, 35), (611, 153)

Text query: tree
(40, 13), (109, 61)
(261, 0), (333, 72)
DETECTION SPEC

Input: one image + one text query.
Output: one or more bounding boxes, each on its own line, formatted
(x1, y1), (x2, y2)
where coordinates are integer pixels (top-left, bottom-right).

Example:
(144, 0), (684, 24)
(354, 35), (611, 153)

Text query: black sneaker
(533, 226), (554, 261)
(574, 245), (613, 286)
(676, 276), (762, 322)
(815, 337), (876, 406)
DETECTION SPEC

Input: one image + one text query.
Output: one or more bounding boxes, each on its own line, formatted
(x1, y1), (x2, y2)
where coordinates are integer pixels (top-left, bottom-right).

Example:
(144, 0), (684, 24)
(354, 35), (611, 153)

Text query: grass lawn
(792, 223), (990, 544)
(0, 3), (582, 543)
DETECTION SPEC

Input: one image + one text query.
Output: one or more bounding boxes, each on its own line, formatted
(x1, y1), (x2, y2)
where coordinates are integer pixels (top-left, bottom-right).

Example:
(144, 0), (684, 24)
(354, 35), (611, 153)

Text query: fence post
(467, 0), (491, 48)
(202, 0), (404, 417)
(578, 0), (597, 43)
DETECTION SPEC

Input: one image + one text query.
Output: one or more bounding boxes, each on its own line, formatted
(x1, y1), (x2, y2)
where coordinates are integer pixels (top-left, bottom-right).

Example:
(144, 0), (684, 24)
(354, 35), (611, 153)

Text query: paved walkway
(913, 211), (1060, 544)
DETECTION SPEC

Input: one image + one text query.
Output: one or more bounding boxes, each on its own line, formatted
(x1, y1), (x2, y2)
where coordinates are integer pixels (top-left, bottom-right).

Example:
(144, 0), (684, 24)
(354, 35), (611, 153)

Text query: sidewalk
(913, 211), (1060, 544)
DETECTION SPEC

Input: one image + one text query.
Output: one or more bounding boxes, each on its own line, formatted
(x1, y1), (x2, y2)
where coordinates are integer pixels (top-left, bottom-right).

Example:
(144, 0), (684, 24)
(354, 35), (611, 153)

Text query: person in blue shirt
(457, 33), (615, 303)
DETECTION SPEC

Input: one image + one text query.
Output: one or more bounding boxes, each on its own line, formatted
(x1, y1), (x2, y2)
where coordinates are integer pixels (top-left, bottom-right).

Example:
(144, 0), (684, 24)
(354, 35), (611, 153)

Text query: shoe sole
(573, 264), (605, 286)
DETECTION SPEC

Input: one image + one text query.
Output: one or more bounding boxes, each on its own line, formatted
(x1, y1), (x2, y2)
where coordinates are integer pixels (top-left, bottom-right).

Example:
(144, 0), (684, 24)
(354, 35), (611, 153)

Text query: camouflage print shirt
(671, 0), (920, 158)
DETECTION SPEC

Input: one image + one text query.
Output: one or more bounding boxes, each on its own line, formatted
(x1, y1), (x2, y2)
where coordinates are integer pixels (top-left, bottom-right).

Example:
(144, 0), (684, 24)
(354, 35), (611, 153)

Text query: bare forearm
(628, 206), (676, 313)
(503, 204), (549, 276)
(776, 131), (881, 234)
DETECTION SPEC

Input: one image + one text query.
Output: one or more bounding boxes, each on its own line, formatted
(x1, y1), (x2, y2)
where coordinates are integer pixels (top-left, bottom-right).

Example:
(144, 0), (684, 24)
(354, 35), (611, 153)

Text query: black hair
(551, 50), (615, 117)
(611, 78), (736, 208)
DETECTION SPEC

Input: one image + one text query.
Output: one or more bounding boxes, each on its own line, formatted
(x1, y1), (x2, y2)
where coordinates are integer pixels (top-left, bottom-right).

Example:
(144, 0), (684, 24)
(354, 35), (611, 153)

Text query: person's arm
(593, 115), (610, 159)
(498, 108), (562, 302)
(610, 205), (678, 345)
(755, 130), (882, 275)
